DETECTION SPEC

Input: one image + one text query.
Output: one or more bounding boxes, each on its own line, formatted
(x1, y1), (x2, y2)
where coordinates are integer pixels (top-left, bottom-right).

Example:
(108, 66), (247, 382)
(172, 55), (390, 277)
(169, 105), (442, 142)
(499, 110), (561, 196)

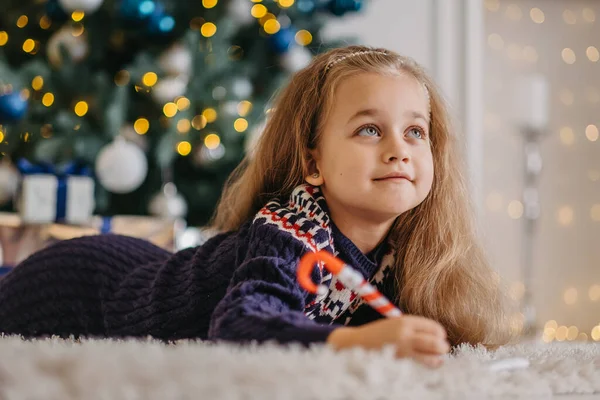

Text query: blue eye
(357, 125), (380, 137)
(407, 127), (424, 139)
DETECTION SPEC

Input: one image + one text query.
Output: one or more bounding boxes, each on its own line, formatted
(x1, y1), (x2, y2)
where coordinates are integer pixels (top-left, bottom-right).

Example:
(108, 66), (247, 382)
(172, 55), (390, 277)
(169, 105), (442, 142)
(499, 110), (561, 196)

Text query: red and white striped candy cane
(297, 250), (402, 318)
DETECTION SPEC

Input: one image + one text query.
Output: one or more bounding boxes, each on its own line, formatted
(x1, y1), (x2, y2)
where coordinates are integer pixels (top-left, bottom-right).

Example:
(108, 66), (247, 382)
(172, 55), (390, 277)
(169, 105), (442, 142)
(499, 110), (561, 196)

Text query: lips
(374, 172), (412, 181)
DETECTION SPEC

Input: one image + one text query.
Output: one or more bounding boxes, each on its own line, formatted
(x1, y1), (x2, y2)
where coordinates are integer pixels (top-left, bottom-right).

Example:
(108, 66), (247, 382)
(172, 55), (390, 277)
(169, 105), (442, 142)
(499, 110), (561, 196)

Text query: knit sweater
(0, 184), (397, 345)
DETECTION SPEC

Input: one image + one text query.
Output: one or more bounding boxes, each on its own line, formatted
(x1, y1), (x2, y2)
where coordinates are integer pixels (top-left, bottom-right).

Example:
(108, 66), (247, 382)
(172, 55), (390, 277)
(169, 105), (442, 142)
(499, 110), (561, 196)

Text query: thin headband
(324, 50), (390, 72)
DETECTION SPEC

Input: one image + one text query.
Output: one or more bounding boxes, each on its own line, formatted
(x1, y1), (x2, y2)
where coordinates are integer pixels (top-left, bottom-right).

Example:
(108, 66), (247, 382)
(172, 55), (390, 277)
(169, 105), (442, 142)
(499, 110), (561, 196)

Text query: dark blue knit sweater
(0, 185), (396, 345)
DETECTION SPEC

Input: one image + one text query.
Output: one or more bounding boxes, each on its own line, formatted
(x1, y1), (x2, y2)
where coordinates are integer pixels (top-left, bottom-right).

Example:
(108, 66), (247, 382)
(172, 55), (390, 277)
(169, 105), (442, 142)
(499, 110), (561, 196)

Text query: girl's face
(308, 72), (434, 224)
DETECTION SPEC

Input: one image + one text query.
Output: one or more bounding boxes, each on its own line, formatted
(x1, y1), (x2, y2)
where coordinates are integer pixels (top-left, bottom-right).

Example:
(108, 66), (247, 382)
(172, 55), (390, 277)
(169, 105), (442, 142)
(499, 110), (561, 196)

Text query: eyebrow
(347, 108), (430, 125)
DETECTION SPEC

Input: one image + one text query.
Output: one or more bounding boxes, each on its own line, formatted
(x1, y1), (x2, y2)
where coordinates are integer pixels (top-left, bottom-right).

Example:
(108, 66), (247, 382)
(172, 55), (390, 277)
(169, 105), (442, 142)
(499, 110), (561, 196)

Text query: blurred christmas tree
(0, 0), (363, 226)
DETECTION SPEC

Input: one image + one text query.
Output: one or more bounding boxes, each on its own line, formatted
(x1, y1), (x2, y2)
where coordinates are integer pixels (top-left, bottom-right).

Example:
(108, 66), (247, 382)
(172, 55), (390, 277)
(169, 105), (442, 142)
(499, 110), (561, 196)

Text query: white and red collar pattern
(254, 184), (396, 325)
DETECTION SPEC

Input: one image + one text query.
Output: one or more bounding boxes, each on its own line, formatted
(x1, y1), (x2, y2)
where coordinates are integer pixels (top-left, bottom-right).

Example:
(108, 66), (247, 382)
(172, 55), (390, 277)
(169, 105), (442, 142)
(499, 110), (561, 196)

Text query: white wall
(322, 0), (435, 70)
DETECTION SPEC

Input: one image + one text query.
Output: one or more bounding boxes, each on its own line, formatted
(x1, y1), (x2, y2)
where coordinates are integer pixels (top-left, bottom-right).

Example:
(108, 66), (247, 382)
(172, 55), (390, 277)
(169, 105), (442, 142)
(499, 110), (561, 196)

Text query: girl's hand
(327, 315), (450, 368)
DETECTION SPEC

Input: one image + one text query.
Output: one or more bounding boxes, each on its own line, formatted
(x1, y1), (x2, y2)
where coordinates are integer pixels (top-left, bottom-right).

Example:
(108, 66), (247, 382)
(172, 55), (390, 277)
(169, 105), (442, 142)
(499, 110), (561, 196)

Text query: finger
(412, 353), (445, 369)
(405, 315), (448, 339)
(411, 334), (450, 355)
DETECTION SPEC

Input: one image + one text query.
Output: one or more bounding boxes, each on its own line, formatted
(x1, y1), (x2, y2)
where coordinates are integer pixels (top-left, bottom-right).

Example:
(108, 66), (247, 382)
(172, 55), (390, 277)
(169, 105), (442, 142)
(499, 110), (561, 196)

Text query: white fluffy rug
(0, 336), (598, 399)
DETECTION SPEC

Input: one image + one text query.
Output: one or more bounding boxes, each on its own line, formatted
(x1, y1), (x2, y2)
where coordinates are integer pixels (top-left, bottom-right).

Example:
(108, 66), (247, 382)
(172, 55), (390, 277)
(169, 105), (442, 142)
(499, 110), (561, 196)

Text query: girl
(0, 45), (516, 368)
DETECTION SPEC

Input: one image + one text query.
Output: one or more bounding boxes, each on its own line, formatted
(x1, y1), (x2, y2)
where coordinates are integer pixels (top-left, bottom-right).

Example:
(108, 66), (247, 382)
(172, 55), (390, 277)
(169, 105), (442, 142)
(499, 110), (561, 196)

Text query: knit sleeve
(207, 222), (339, 346)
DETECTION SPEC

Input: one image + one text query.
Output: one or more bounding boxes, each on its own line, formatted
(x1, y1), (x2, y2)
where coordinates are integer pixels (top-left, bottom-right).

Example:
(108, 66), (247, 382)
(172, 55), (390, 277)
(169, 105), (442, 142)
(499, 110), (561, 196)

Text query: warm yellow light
(505, 4), (522, 20)
(263, 19), (280, 34)
(22, 39), (35, 53)
(278, 0), (294, 8)
(583, 8), (596, 23)
(42, 93), (54, 107)
(163, 102), (178, 118)
(31, 76), (44, 91)
(202, 0), (218, 8)
(563, 9), (577, 24)
(587, 46), (599, 62)
(234, 118), (248, 132)
(586, 124), (599, 141)
(486, 192), (503, 212)
(114, 70), (130, 86)
(74, 101), (88, 117)
(567, 326), (579, 341)
(72, 24), (84, 37)
(558, 206), (574, 226)
(251, 4), (267, 18)
(544, 320), (558, 330)
(484, 0), (499, 12)
(17, 15), (28, 28)
(295, 30), (313, 46)
(20, 89), (30, 100)
(142, 72), (158, 87)
(530, 7), (545, 23)
(592, 326), (600, 341)
(0, 32), (8, 46)
(591, 205), (600, 222)
(507, 200), (523, 219)
(176, 97), (190, 111)
(260, 13), (276, 25)
(204, 133), (220, 149)
(71, 11), (85, 22)
(564, 287), (577, 304)
(39, 15), (52, 30)
(134, 118), (150, 134)
(0, 130), (4, 143)
(201, 22), (217, 37)
(177, 119), (191, 133)
(562, 48), (576, 64)
(588, 284), (600, 300)
(579, 333), (589, 341)
(237, 101), (252, 117)
(177, 141), (192, 156)
(560, 126), (575, 145)
(202, 108), (217, 123)
(555, 325), (568, 341)
(192, 115), (207, 130)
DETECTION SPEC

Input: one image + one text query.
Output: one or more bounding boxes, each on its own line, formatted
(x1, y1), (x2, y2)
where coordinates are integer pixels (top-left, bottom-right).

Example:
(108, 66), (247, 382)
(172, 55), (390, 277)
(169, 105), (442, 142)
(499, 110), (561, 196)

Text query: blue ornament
(45, 0), (69, 21)
(326, 0), (363, 16)
(269, 27), (295, 54)
(0, 92), (28, 124)
(297, 0), (317, 13)
(147, 3), (175, 35)
(120, 0), (156, 21)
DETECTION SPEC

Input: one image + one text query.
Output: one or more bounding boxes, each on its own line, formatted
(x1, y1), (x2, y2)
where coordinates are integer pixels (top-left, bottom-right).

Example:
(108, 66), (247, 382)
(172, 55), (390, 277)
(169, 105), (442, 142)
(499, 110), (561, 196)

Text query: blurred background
(0, 0), (597, 344)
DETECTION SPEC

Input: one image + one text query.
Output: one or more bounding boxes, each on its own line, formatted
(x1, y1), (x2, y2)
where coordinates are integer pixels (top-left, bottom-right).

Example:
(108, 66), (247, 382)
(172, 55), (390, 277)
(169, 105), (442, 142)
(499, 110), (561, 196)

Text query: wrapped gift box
(0, 212), (185, 268)
(15, 159), (95, 225)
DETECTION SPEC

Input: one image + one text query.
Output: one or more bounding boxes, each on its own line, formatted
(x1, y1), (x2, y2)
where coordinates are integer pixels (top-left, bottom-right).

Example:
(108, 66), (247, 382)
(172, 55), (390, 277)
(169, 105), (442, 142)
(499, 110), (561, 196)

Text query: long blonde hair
(209, 45), (518, 348)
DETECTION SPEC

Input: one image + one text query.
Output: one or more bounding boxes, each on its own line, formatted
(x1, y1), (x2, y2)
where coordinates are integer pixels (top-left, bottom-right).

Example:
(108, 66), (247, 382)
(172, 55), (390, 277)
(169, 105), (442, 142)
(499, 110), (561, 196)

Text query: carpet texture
(0, 336), (598, 399)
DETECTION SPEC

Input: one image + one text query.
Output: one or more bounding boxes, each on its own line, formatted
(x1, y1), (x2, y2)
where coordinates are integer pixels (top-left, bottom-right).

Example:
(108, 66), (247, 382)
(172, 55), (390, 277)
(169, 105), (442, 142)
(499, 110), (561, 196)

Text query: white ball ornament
(151, 76), (188, 104)
(58, 0), (104, 13)
(158, 44), (192, 77)
(227, 0), (254, 25)
(231, 78), (253, 99)
(95, 137), (148, 193)
(148, 182), (188, 218)
(281, 46), (313, 72)
(47, 26), (89, 67)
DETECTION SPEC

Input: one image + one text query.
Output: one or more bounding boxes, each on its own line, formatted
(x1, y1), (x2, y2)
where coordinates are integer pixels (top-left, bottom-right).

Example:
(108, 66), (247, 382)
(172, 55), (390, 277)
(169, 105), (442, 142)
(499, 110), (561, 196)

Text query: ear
(304, 148), (324, 186)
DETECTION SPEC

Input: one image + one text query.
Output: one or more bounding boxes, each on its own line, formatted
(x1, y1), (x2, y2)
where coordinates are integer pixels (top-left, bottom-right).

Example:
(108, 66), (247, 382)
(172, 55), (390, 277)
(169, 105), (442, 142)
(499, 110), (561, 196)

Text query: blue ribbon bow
(17, 158), (93, 223)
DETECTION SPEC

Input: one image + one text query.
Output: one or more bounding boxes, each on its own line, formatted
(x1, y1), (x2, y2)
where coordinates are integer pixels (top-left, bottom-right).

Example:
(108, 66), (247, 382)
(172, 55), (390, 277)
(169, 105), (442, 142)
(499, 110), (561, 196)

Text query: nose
(382, 135), (410, 164)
